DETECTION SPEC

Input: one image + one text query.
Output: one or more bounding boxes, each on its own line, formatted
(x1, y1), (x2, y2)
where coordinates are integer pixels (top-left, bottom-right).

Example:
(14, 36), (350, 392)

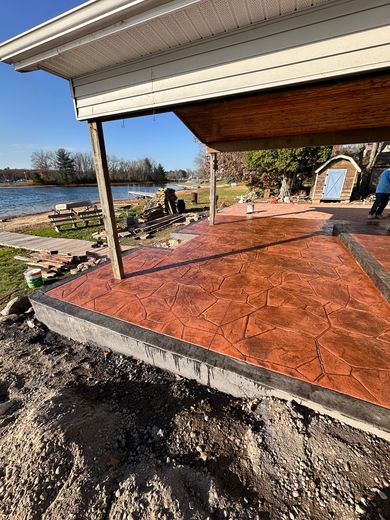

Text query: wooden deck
(0, 231), (101, 257)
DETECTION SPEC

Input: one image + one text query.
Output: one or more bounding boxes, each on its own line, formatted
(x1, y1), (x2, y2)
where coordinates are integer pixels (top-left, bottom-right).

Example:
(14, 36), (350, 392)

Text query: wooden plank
(88, 120), (124, 280)
(0, 231), (95, 257)
(176, 73), (390, 151)
(209, 152), (217, 226)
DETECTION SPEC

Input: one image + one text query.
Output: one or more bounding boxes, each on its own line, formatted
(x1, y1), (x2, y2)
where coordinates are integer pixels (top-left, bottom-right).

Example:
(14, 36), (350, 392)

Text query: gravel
(0, 314), (389, 520)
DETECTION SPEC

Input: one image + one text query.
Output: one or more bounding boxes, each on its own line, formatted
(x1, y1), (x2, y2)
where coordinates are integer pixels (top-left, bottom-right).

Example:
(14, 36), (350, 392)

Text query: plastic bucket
(24, 268), (43, 289)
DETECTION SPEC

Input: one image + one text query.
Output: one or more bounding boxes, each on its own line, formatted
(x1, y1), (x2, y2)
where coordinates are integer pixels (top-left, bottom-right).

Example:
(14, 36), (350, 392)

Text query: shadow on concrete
(124, 229), (323, 280)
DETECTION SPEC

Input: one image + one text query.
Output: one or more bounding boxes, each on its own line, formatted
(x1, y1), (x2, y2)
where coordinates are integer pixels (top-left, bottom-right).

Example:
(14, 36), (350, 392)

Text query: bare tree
(358, 142), (388, 196)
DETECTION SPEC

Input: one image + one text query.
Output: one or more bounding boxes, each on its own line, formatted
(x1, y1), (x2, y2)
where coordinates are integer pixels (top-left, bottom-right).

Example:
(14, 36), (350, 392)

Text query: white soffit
(1, 0), (336, 78)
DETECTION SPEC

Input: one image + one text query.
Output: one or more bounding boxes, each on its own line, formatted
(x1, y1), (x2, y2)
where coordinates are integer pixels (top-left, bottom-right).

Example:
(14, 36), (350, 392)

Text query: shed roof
(315, 154), (362, 174)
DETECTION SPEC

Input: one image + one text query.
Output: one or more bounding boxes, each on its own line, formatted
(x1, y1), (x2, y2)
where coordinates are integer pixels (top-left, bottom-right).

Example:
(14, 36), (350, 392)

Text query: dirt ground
(0, 313), (389, 520)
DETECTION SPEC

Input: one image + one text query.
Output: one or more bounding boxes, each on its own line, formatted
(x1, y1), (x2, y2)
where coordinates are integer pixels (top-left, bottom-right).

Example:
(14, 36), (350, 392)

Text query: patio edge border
(30, 291), (390, 441)
(334, 223), (390, 303)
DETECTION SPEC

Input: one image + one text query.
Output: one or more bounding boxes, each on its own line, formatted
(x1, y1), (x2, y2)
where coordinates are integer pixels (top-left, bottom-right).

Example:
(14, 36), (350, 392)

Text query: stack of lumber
(133, 213), (185, 238)
(138, 206), (165, 223)
(14, 251), (92, 279)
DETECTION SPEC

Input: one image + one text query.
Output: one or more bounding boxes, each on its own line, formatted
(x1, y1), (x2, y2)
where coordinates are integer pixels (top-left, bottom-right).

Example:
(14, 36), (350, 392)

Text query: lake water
(0, 184), (183, 218)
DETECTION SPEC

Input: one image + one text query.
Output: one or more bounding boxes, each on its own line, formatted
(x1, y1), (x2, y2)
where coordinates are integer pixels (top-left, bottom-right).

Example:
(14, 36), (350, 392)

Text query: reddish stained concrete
(221, 203), (390, 272)
(218, 201), (380, 223)
(47, 212), (390, 409)
(350, 227), (390, 273)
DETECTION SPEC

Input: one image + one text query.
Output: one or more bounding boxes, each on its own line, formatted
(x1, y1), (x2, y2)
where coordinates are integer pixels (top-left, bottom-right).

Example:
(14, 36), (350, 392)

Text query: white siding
(71, 0), (390, 120)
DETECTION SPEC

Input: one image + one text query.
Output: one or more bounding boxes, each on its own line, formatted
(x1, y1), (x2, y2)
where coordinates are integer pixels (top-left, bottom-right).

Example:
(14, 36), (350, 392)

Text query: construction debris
(123, 189), (188, 238)
(14, 251), (104, 279)
(0, 295), (30, 316)
(138, 206), (165, 223)
(146, 188), (178, 215)
(131, 213), (186, 238)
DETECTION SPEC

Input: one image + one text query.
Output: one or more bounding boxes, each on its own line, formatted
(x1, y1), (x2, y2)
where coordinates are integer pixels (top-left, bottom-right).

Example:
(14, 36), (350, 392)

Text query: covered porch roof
(1, 0), (389, 134)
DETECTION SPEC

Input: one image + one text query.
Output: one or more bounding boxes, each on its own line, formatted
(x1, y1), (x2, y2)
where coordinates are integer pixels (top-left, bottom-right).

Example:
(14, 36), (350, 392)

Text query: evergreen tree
(244, 146), (332, 197)
(154, 163), (167, 183)
(55, 148), (75, 184)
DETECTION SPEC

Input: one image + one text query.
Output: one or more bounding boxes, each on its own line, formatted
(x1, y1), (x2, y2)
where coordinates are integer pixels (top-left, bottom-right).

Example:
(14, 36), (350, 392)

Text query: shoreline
(0, 181), (188, 189)
(0, 184), (190, 220)
(0, 198), (141, 228)
(0, 199), (131, 221)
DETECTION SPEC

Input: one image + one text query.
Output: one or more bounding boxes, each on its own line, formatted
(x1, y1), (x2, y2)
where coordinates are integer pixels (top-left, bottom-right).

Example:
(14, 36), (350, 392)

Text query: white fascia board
(11, 0), (203, 72)
(0, 0), (177, 65)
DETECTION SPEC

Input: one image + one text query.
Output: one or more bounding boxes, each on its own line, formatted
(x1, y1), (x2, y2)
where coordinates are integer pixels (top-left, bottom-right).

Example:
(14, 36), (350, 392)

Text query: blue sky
(0, 1), (199, 170)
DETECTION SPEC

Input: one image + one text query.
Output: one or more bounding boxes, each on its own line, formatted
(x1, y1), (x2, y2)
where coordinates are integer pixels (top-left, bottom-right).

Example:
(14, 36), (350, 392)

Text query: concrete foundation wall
(31, 292), (390, 441)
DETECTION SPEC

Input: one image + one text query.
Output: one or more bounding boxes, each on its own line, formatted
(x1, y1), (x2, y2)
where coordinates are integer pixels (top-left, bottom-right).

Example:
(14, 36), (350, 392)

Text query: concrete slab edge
(30, 292), (390, 441)
(333, 224), (390, 303)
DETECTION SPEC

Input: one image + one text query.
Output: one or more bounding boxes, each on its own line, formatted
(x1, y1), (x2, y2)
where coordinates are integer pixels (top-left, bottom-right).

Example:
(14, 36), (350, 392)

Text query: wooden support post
(209, 152), (218, 225)
(88, 120), (124, 280)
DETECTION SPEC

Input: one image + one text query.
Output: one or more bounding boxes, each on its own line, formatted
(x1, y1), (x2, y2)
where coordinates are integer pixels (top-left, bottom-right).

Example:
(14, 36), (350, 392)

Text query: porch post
(88, 120), (124, 280)
(209, 152), (218, 225)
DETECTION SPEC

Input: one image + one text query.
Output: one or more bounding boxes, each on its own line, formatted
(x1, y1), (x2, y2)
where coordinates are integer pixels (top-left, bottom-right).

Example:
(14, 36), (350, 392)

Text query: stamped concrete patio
(45, 205), (390, 412)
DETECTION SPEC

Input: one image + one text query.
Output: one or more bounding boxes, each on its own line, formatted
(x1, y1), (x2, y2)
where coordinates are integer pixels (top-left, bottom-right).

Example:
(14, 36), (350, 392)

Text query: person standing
(368, 168), (390, 219)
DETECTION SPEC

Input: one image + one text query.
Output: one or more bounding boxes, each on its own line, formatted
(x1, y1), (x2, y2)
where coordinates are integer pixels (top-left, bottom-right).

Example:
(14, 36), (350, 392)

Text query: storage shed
(311, 155), (361, 203)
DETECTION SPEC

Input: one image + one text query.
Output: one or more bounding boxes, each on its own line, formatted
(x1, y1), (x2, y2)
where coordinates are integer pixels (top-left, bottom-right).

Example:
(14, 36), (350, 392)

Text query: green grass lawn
(0, 247), (36, 305)
(25, 222), (104, 242)
(24, 206), (145, 242)
(179, 183), (248, 210)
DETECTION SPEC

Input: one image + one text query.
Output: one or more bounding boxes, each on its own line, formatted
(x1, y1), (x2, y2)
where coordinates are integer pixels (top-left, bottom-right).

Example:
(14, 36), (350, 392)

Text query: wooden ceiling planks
(174, 73), (390, 151)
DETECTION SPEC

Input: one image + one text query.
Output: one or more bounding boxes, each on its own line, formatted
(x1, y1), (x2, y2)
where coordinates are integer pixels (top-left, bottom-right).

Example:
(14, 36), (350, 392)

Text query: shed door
(322, 169), (347, 199)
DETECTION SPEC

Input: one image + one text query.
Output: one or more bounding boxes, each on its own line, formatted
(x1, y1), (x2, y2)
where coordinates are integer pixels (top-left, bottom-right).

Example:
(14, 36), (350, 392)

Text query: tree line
(196, 142), (388, 198)
(28, 149), (170, 185)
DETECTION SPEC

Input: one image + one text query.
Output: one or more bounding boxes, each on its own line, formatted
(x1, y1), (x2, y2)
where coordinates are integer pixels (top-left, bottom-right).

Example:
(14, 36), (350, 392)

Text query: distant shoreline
(0, 198), (138, 223)
(0, 182), (171, 189)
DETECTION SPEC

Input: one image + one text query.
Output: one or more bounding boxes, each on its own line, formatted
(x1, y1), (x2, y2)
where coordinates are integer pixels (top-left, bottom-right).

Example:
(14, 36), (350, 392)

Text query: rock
(1, 296), (30, 316)
(26, 319), (35, 329)
(0, 315), (20, 325)
(0, 400), (14, 416)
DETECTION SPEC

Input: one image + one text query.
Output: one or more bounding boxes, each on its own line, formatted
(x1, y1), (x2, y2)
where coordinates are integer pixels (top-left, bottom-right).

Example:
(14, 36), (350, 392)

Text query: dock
(128, 191), (154, 198)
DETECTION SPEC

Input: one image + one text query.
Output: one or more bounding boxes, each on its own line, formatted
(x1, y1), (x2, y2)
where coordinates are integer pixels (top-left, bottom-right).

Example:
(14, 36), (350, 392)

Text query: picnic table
(48, 200), (103, 232)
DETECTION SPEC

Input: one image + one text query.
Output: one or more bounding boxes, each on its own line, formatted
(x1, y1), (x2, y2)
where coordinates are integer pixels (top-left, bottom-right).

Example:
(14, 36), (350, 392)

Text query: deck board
(0, 231), (95, 256)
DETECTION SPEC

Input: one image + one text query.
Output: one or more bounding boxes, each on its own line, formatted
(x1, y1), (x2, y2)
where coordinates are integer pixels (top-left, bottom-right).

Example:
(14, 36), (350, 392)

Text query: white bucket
(24, 268), (43, 289)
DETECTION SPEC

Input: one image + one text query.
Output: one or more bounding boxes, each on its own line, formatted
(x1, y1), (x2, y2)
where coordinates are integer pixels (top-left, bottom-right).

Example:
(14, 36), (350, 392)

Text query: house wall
(70, 0), (390, 120)
(313, 159), (358, 202)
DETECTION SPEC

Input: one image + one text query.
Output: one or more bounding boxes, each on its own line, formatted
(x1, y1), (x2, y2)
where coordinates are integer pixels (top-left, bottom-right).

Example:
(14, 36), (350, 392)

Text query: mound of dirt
(0, 315), (389, 520)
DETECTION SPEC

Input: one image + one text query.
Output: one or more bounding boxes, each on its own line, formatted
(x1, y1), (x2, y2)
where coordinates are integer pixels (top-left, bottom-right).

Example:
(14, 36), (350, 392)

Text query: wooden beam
(209, 152), (218, 226)
(176, 73), (390, 151)
(88, 120), (124, 280)
(206, 127), (390, 152)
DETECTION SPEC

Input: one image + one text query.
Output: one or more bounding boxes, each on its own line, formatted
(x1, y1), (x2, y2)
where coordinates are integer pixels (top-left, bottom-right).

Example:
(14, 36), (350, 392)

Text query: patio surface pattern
(350, 226), (390, 273)
(47, 213), (390, 409)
